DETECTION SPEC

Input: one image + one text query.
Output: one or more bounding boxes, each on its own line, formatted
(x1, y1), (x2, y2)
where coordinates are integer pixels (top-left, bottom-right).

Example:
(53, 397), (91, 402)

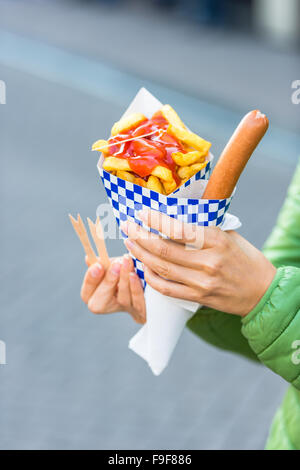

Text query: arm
(188, 158), (300, 363)
(123, 211), (275, 363)
(263, 158), (300, 268)
(240, 160), (300, 384)
(241, 266), (300, 389)
(187, 306), (259, 362)
(188, 265), (300, 385)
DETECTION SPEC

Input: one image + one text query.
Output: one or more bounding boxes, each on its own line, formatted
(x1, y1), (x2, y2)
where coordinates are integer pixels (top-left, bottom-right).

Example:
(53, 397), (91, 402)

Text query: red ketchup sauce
(107, 112), (185, 185)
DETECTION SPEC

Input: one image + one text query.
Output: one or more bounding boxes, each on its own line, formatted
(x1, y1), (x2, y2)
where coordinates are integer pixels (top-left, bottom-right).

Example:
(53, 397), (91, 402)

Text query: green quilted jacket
(187, 158), (300, 450)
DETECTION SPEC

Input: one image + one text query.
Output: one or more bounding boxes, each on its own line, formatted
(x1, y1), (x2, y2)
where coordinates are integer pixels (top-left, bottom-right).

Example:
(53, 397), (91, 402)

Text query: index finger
(81, 262), (105, 304)
(138, 209), (220, 249)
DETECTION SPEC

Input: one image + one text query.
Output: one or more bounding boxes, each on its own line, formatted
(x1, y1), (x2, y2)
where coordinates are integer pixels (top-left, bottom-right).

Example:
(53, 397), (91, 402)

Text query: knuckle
(206, 258), (222, 276)
(210, 226), (222, 243)
(184, 224), (198, 244)
(117, 294), (130, 309)
(212, 226), (222, 239)
(158, 241), (169, 259)
(188, 289), (200, 303)
(159, 284), (172, 297)
(200, 277), (216, 296)
(220, 235), (230, 250)
(173, 226), (184, 241)
(133, 314), (145, 325)
(215, 228), (228, 248)
(213, 226), (222, 235)
(144, 270), (171, 297)
(155, 261), (170, 278)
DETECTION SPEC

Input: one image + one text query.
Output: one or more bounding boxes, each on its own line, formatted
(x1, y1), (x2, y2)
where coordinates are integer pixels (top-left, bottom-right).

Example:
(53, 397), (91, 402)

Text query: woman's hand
(80, 255), (146, 324)
(121, 209), (276, 317)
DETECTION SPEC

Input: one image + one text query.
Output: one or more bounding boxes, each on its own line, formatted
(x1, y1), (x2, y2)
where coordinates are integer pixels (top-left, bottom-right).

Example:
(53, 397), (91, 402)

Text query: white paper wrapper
(129, 210), (241, 376)
(97, 87), (241, 376)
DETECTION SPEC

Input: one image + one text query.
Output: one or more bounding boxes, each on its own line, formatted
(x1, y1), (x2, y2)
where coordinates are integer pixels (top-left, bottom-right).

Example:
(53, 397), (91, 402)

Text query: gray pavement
(0, 0), (299, 450)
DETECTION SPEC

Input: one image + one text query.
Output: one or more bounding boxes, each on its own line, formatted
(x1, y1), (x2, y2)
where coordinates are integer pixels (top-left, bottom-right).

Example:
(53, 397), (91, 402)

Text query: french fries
(103, 156), (131, 172)
(177, 166), (192, 180)
(111, 113), (146, 136)
(116, 170), (135, 183)
(190, 162), (208, 174)
(171, 150), (205, 167)
(160, 104), (186, 130)
(147, 175), (165, 194)
(163, 179), (177, 195)
(93, 105), (210, 195)
(134, 177), (147, 188)
(167, 124), (211, 155)
(91, 139), (109, 155)
(151, 165), (173, 182)
(178, 162), (207, 180)
(104, 157), (173, 183)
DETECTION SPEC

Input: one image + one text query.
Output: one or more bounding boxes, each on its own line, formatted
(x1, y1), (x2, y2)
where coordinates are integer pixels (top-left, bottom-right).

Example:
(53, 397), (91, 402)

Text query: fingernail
(90, 263), (102, 278)
(122, 253), (130, 268)
(138, 210), (149, 222)
(184, 224), (197, 241)
(111, 262), (121, 276)
(120, 221), (128, 235)
(124, 238), (135, 250)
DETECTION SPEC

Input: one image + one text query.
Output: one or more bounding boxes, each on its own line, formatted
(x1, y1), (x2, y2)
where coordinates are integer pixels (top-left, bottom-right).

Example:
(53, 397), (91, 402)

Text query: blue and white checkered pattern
(99, 161), (232, 287)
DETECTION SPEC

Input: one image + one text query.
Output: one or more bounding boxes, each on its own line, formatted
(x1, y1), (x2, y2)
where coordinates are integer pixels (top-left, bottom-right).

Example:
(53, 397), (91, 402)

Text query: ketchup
(108, 112), (184, 185)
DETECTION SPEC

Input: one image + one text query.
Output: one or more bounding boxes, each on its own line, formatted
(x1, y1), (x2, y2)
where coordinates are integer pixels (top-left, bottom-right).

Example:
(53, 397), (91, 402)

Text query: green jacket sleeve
(187, 307), (258, 362)
(187, 158), (300, 364)
(241, 266), (300, 390)
(263, 159), (300, 268)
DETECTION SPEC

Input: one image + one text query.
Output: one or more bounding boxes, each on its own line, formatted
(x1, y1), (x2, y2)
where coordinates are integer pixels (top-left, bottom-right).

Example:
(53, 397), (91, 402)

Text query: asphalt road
(0, 0), (299, 451)
(1, 0), (300, 133)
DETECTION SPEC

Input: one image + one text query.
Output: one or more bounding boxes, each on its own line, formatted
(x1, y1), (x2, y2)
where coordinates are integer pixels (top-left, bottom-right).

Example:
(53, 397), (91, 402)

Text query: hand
(121, 209), (276, 317)
(80, 255), (146, 324)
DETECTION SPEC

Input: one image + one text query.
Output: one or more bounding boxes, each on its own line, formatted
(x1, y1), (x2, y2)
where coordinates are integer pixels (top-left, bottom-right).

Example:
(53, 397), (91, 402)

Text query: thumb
(89, 260), (122, 307)
(81, 263), (104, 304)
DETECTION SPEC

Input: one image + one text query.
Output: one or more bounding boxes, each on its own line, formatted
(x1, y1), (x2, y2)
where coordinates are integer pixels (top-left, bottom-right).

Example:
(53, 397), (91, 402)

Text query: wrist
(241, 263), (277, 318)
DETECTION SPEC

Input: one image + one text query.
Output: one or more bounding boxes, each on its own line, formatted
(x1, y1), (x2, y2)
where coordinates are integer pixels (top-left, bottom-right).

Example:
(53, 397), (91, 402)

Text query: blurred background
(0, 0), (300, 450)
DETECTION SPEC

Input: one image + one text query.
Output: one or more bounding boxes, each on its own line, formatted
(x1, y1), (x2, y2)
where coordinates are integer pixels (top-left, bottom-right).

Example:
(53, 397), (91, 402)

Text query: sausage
(202, 110), (269, 199)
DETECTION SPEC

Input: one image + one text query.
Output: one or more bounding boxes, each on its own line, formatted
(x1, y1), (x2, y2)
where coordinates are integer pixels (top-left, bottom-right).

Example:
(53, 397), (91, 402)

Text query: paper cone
(97, 87), (241, 375)
(128, 210), (240, 376)
(129, 285), (195, 375)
